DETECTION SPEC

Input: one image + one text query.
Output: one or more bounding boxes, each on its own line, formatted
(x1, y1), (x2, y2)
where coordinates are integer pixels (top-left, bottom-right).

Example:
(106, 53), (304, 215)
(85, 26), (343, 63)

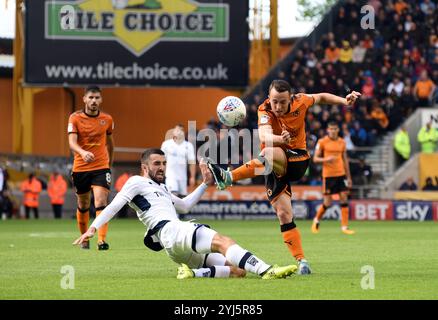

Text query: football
(216, 96), (246, 127)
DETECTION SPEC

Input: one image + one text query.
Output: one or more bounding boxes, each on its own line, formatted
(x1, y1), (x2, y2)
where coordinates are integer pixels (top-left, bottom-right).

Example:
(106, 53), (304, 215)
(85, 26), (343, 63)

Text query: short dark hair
(269, 79), (292, 94)
(327, 121), (339, 128)
(84, 85), (101, 95)
(141, 148), (165, 164)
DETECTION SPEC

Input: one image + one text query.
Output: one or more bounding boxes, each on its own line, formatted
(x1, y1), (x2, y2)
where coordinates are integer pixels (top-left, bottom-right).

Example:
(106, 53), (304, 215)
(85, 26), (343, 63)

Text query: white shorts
(157, 220), (217, 268)
(166, 178), (187, 196)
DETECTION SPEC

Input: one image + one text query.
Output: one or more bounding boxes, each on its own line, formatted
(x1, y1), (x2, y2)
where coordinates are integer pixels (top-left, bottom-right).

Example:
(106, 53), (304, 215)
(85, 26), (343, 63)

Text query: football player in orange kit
(207, 80), (360, 274)
(312, 121), (355, 235)
(68, 86), (115, 250)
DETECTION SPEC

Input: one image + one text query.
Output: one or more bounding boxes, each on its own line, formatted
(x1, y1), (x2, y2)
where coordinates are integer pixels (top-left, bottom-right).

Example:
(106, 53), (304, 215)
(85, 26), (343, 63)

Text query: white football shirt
(90, 175), (208, 233)
(161, 139), (195, 182)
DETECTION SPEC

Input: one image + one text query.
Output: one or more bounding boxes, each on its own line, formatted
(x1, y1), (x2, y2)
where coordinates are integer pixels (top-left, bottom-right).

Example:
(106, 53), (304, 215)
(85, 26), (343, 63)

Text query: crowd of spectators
(203, 0), (438, 186)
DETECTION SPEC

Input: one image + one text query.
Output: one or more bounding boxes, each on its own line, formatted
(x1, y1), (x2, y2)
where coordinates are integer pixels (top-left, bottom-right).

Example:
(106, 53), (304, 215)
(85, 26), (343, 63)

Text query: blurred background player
(73, 149), (297, 280)
(47, 171), (67, 219)
(68, 86), (115, 250)
(20, 173), (42, 219)
(312, 121), (355, 235)
(207, 80), (360, 274)
(161, 124), (196, 219)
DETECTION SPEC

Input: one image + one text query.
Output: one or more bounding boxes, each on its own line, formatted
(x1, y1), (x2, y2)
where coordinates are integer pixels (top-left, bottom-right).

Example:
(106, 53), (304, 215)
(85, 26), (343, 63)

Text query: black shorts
(265, 149), (310, 203)
(71, 168), (112, 194)
(323, 175), (349, 195)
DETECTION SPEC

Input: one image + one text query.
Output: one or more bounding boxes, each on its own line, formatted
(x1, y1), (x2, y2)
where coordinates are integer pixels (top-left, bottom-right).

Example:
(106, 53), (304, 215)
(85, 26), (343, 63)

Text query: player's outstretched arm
(312, 91), (361, 106)
(172, 158), (212, 213)
(72, 192), (129, 246)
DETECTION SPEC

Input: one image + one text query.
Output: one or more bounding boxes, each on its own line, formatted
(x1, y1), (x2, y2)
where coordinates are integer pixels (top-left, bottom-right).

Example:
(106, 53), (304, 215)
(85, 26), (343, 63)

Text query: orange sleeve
(316, 138), (325, 155)
(302, 94), (315, 110)
(258, 109), (273, 127)
(107, 115), (114, 135)
(295, 93), (315, 110)
(68, 114), (78, 134)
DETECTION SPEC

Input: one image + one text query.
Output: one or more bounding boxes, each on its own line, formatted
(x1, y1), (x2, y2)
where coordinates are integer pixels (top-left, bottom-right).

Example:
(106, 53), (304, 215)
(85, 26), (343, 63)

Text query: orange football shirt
(316, 136), (346, 178)
(257, 93), (314, 160)
(68, 110), (114, 172)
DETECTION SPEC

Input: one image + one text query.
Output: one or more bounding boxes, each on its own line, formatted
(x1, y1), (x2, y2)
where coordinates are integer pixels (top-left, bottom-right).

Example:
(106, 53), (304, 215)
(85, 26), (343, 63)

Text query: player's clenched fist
(345, 91), (361, 105)
(199, 158), (214, 185)
(80, 151), (95, 163)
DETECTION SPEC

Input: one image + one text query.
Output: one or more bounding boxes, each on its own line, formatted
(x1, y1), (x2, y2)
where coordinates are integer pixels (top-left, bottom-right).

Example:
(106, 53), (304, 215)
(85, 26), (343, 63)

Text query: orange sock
(76, 209), (89, 235)
(315, 204), (327, 221)
(281, 223), (305, 261)
(231, 159), (265, 181)
(96, 208), (108, 242)
(341, 204), (349, 228)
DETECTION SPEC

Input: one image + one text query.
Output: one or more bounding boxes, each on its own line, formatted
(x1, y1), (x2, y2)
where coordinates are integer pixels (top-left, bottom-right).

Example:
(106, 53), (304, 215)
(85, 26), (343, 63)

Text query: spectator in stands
(399, 177), (418, 191)
(422, 176), (438, 191)
(413, 71), (436, 107)
(339, 40), (353, 64)
(387, 76), (405, 97)
(352, 158), (373, 185)
(20, 173), (42, 219)
(370, 103), (389, 133)
(394, 125), (411, 165)
(324, 41), (340, 64)
(352, 41), (367, 64)
(350, 121), (368, 146)
(394, 0), (408, 15)
(361, 76), (375, 99)
(420, 0), (436, 15)
(417, 121), (438, 153)
(47, 171), (67, 219)
(341, 123), (355, 151)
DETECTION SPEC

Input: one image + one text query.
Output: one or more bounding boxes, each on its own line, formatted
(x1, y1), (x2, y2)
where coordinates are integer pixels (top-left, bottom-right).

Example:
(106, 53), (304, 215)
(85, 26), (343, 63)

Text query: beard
(149, 171), (165, 184)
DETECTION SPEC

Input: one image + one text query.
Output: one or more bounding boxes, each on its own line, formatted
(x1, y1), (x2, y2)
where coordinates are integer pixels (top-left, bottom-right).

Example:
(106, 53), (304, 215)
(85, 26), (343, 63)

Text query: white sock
(225, 244), (270, 275)
(313, 218), (319, 223)
(193, 266), (230, 278)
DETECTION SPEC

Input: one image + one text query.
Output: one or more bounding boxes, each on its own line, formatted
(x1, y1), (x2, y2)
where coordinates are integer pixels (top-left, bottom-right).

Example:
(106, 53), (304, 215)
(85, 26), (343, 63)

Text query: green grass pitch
(0, 218), (437, 300)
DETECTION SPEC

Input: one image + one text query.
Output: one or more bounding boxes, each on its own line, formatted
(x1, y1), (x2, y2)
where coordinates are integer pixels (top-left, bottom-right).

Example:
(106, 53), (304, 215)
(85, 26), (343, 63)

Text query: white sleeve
(0, 169), (4, 192)
(90, 177), (140, 230)
(172, 182), (208, 213)
(187, 142), (196, 164)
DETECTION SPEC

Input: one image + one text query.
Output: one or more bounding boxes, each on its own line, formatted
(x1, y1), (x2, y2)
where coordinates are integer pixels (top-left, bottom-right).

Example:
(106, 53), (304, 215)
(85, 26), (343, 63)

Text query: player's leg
(93, 186), (111, 249)
(269, 159), (311, 274)
(207, 147), (286, 190)
(312, 194), (332, 234)
(190, 225), (295, 279)
(72, 171), (92, 248)
(177, 253), (246, 279)
(210, 232), (297, 279)
(339, 191), (355, 234)
(75, 192), (91, 249)
(91, 169), (112, 250)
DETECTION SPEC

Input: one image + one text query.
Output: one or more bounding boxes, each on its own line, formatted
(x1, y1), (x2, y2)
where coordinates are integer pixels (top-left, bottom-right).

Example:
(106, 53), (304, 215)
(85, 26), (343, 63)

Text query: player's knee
(322, 202), (331, 210)
(275, 206), (292, 221)
(212, 233), (236, 254)
(229, 266), (246, 278)
(94, 200), (108, 208)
